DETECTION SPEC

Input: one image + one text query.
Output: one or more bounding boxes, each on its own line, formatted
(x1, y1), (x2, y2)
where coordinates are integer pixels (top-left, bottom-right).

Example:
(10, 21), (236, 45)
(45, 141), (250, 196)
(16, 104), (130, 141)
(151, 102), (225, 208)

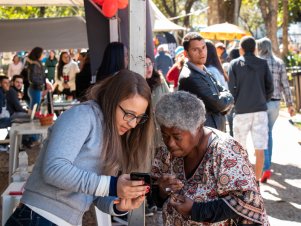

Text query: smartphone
(130, 172), (152, 186)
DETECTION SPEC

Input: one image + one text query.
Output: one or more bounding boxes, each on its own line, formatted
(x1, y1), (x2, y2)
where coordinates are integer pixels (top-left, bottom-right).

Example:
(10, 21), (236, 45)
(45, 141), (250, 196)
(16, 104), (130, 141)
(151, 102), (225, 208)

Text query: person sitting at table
(0, 76), (12, 128)
(6, 75), (29, 116)
(151, 91), (269, 226)
(54, 51), (80, 99)
(11, 74), (24, 99)
(5, 69), (154, 226)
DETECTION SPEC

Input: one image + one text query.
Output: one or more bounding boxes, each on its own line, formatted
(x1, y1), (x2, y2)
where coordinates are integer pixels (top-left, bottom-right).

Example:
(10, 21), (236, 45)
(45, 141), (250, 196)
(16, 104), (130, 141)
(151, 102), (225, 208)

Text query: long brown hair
(87, 69), (154, 175)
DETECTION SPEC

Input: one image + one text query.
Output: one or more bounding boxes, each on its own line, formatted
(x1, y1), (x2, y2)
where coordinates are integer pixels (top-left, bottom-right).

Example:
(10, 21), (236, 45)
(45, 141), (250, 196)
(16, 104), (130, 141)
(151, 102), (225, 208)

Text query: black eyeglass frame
(118, 105), (149, 125)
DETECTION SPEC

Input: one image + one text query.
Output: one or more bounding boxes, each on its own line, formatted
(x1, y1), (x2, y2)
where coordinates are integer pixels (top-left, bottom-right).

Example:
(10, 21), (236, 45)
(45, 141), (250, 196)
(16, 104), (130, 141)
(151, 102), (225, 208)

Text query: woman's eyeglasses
(119, 105), (148, 124)
(144, 62), (154, 68)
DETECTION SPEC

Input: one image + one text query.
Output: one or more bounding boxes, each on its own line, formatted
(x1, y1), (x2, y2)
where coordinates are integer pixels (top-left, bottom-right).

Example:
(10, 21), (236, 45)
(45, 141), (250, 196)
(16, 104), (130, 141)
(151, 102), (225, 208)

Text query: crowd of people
(2, 32), (295, 226)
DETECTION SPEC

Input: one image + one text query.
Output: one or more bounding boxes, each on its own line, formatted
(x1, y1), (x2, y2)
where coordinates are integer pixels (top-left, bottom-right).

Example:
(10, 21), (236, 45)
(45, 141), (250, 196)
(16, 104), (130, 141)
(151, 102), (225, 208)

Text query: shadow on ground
(261, 163), (301, 223)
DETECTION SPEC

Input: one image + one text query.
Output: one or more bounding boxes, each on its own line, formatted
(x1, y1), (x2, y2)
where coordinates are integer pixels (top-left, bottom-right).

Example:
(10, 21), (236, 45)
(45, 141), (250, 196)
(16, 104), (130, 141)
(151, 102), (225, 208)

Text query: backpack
(27, 62), (45, 90)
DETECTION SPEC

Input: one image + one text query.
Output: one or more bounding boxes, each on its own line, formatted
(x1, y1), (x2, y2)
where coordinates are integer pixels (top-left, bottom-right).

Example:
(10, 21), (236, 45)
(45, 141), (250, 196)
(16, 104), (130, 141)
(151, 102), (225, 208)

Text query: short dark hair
(229, 48), (240, 60)
(12, 74), (23, 82)
(240, 36), (256, 53)
(0, 76), (9, 83)
(182, 32), (204, 51)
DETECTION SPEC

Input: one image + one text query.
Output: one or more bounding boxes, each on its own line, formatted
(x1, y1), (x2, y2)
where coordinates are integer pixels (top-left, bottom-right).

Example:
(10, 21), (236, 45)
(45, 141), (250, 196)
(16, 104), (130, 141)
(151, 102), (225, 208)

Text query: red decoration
(102, 0), (118, 18)
(117, 0), (128, 9)
(93, 0), (104, 6)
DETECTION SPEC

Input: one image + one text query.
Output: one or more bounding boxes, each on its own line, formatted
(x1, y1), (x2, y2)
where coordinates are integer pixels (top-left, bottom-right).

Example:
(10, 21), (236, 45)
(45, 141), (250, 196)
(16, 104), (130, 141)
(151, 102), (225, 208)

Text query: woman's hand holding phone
(117, 174), (149, 199)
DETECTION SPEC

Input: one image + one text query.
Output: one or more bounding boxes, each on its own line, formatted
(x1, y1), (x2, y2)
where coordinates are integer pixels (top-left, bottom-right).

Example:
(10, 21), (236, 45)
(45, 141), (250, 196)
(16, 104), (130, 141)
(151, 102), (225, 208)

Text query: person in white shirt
(54, 51), (80, 99)
(7, 55), (23, 80)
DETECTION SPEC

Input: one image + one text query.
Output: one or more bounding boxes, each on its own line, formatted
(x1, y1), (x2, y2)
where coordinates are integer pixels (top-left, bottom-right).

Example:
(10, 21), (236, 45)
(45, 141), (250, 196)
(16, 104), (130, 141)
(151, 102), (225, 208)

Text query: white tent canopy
(0, 0), (183, 52)
(0, 16), (88, 52)
(149, 0), (185, 32)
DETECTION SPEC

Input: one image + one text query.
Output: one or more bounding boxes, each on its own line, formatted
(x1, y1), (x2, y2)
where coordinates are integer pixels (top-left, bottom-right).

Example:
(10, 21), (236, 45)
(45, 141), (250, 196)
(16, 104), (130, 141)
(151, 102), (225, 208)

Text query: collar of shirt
(187, 61), (209, 76)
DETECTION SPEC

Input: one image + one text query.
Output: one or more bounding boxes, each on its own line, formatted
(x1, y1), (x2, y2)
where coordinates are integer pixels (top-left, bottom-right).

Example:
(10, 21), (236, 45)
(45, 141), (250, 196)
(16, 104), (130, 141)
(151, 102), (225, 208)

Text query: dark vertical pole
(84, 0), (110, 78)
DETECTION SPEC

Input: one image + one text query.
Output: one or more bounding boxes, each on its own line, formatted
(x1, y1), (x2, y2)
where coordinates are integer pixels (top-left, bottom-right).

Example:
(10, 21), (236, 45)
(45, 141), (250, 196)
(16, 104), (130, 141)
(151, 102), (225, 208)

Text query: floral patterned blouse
(151, 128), (269, 226)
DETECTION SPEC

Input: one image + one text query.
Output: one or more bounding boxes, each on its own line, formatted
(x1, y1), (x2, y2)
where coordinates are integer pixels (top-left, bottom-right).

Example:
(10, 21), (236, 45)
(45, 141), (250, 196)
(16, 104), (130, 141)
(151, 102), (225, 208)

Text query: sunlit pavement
(246, 110), (301, 226)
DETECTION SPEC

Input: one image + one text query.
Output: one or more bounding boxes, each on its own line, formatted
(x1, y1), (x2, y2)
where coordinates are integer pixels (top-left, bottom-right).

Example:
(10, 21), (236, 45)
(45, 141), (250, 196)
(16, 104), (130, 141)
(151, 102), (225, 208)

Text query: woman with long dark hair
(25, 47), (46, 109)
(75, 51), (92, 101)
(54, 51), (79, 98)
(145, 55), (169, 108)
(145, 55), (170, 146)
(96, 42), (128, 81)
(205, 40), (228, 89)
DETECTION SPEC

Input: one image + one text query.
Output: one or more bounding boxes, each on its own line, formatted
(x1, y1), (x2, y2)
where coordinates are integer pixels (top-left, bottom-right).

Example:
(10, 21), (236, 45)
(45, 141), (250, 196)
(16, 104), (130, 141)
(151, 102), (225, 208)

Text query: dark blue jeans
(5, 204), (57, 226)
(28, 87), (42, 110)
(0, 117), (11, 128)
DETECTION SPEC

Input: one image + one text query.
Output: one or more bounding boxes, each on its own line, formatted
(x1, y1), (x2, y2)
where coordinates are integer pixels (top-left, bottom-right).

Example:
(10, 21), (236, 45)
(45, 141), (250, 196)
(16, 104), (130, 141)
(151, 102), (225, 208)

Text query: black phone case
(130, 172), (152, 186)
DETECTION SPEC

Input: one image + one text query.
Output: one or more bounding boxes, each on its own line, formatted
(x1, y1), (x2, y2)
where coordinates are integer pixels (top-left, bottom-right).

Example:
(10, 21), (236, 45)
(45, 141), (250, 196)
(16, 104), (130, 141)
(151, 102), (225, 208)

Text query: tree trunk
(207, 0), (241, 25)
(233, 0), (241, 25)
(39, 7), (45, 17)
(222, 0), (239, 24)
(258, 0), (280, 56)
(208, 0), (220, 25)
(183, 0), (195, 27)
(282, 0), (289, 58)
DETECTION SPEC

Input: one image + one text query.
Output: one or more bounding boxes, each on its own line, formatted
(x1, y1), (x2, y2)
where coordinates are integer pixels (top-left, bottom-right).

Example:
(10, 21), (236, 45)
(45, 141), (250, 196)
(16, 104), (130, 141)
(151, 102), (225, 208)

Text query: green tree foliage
(0, 6), (84, 19)
(279, 0), (301, 23)
(152, 0), (205, 28)
(239, 0), (263, 36)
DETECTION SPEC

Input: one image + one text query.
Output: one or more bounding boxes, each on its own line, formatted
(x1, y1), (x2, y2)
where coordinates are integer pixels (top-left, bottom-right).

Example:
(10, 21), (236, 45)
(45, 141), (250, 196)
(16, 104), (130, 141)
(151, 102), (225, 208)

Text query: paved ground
(252, 110), (301, 226)
(1, 109), (301, 225)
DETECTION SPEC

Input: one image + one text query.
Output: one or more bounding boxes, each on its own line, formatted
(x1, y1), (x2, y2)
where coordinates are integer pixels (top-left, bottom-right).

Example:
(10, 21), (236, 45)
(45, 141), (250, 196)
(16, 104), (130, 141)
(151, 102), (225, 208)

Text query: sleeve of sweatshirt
(264, 62), (274, 101)
(94, 196), (128, 216)
(42, 104), (111, 196)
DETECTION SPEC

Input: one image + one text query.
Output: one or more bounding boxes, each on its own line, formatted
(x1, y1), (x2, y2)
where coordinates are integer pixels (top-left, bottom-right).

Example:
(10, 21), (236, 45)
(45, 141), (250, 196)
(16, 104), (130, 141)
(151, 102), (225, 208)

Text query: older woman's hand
(115, 195), (145, 212)
(158, 174), (184, 196)
(117, 174), (148, 199)
(170, 194), (193, 217)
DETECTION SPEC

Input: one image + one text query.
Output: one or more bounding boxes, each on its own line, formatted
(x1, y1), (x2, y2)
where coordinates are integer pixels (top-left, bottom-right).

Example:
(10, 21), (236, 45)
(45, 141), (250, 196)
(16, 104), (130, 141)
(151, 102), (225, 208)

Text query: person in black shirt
(6, 75), (29, 115)
(75, 52), (92, 101)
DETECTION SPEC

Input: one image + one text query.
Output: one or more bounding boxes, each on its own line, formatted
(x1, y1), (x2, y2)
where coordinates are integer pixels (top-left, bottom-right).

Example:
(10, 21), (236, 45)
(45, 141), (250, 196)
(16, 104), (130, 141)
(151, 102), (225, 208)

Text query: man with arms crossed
(178, 32), (233, 131)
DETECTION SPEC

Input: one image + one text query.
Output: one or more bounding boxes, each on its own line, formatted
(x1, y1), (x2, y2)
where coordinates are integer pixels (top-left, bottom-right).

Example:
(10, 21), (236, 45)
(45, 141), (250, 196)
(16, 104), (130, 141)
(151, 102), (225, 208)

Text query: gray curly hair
(155, 91), (206, 134)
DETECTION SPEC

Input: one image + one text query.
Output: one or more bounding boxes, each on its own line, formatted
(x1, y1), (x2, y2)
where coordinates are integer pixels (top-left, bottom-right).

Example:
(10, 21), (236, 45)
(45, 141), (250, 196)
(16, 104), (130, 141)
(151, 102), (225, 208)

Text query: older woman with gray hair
(151, 91), (269, 226)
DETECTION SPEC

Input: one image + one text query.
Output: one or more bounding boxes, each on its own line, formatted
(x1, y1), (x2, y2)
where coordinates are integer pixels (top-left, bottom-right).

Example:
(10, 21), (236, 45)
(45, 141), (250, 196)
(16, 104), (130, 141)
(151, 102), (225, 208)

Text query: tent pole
(128, 2), (146, 224)
(128, 0), (146, 77)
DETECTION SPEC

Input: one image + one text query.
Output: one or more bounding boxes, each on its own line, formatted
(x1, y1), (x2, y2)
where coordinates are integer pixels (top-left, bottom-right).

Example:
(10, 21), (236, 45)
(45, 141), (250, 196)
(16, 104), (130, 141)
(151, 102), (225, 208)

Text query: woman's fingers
(131, 195), (145, 209)
(117, 174), (149, 198)
(116, 196), (145, 211)
(162, 179), (183, 193)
